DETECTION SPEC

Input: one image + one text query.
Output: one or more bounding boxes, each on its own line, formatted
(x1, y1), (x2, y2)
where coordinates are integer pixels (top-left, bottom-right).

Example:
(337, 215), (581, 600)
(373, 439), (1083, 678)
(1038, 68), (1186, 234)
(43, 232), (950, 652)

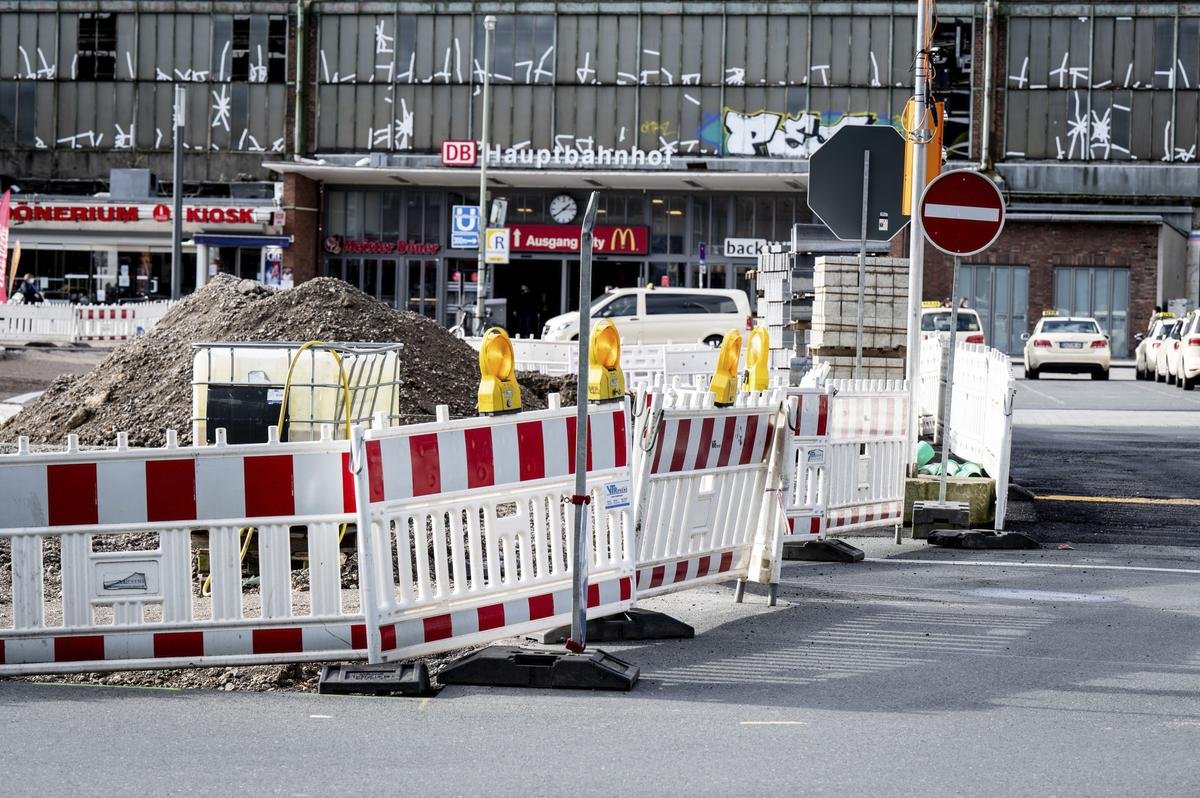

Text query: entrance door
(404, 259), (439, 319)
(1052, 266), (1131, 357)
(960, 265), (1030, 354)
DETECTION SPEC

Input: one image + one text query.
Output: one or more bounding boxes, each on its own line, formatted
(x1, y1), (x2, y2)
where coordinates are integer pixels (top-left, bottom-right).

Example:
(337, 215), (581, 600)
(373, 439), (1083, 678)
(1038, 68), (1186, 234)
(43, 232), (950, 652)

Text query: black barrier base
(437, 646), (639, 691)
(927, 529), (1041, 550)
(318, 662), (433, 697)
(783, 539), (866, 563)
(533, 609), (694, 644)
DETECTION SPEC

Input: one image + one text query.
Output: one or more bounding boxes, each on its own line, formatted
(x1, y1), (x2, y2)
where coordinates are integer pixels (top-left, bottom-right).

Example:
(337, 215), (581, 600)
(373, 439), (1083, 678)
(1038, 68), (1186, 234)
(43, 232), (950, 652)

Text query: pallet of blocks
(809, 256), (909, 380)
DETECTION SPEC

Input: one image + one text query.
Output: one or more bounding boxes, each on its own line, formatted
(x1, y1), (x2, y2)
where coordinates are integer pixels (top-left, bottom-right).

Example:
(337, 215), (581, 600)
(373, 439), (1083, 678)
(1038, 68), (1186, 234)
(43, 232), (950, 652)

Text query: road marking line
(1016, 382), (1066, 405)
(865, 558), (1200, 576)
(740, 720), (808, 726)
(1034, 494), (1200, 507)
(310, 714), (333, 719)
(1134, 381), (1200, 405)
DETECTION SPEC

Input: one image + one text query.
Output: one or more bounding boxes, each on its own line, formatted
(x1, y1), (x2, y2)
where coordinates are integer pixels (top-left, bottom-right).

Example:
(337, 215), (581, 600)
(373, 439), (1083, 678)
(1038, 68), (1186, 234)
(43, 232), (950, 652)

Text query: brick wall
(282, 173), (320, 285)
(916, 220), (1161, 342)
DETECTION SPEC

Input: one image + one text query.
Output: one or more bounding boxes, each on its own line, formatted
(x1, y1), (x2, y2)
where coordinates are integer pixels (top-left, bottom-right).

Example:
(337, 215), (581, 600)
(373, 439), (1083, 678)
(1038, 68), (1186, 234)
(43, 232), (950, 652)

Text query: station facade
(2, 2), (1198, 354)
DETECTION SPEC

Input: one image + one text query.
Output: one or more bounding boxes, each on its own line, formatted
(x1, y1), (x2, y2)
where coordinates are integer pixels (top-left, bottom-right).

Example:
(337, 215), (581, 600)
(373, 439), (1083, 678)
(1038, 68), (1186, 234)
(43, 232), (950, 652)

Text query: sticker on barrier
(354, 403), (636, 663)
(0, 428), (361, 676)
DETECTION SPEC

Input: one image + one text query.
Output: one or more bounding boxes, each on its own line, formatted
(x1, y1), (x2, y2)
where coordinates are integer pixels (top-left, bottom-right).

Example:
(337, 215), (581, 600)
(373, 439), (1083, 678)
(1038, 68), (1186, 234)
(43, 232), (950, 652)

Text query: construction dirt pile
(0, 275), (571, 449)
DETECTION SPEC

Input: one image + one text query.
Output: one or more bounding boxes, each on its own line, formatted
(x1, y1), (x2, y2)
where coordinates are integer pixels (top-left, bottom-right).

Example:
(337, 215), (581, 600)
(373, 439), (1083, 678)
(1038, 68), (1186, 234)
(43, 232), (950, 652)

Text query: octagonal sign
(807, 125), (909, 242)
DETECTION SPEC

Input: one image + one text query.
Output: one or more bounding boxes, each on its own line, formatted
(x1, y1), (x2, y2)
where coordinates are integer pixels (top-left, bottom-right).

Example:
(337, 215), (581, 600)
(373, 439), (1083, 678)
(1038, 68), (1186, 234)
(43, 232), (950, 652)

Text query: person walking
(17, 273), (43, 304)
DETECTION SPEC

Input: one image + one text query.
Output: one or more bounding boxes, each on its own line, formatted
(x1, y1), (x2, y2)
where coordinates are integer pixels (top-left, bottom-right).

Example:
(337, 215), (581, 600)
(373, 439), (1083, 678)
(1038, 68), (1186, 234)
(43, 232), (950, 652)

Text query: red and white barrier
(0, 428), (361, 675)
(822, 379), (910, 534)
(354, 403), (636, 663)
(632, 386), (786, 598)
(0, 301), (174, 346)
(780, 387), (831, 546)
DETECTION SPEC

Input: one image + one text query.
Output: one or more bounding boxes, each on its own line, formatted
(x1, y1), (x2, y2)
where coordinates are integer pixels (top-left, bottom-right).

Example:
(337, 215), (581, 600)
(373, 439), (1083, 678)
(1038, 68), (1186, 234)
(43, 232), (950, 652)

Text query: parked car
(1021, 312), (1110, 380)
(920, 304), (986, 345)
(540, 287), (753, 345)
(1174, 313), (1200, 390)
(1154, 317), (1187, 384)
(1134, 313), (1176, 380)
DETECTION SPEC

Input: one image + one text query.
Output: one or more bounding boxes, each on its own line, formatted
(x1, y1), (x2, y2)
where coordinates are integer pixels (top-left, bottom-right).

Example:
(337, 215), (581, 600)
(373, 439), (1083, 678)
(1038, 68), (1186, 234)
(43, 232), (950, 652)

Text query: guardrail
(1, 301), (176, 346)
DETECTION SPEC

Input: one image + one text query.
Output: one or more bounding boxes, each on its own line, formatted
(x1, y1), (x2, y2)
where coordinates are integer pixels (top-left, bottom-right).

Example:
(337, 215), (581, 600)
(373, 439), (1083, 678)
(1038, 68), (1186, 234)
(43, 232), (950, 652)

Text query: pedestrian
(17, 273), (44, 304)
(959, 297), (969, 308)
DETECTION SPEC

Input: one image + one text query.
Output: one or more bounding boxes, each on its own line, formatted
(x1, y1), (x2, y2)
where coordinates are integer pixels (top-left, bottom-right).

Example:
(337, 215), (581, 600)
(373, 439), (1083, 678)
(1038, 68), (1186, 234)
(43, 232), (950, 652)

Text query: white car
(1154, 318), (1186, 383)
(1134, 314), (1176, 380)
(920, 306), (986, 346)
(1178, 313), (1200, 391)
(541, 287), (753, 345)
(1022, 314), (1111, 380)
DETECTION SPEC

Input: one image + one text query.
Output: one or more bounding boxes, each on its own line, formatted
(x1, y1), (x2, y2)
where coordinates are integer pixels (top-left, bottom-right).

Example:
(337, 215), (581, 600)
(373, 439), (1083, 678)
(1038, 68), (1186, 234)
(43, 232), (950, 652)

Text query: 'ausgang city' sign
(508, 224), (649, 255)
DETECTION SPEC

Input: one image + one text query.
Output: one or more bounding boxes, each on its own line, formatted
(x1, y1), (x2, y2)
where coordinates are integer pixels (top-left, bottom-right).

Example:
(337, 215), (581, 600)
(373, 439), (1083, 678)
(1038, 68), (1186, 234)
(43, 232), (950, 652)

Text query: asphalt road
(5, 540), (1200, 796)
(1008, 361), (1200, 546)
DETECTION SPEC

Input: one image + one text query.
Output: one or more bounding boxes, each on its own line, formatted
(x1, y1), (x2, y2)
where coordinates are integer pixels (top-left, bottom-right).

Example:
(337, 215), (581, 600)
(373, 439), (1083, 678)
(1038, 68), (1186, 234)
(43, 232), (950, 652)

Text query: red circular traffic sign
(918, 170), (1006, 256)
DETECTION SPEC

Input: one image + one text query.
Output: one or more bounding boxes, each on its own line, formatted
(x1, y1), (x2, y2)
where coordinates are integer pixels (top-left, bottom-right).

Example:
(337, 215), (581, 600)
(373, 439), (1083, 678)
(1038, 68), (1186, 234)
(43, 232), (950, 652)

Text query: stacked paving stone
(809, 256), (909, 380)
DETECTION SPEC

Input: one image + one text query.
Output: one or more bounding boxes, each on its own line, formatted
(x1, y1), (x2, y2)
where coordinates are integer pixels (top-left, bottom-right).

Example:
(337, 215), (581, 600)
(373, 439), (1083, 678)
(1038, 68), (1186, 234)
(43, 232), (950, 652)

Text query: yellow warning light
(477, 327), (522, 414)
(740, 326), (769, 393)
(708, 329), (743, 406)
(587, 319), (626, 402)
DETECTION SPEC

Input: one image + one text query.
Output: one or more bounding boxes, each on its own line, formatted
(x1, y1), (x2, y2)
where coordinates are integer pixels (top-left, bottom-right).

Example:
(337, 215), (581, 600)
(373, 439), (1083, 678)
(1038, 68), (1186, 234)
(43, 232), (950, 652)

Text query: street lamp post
(474, 15), (496, 335)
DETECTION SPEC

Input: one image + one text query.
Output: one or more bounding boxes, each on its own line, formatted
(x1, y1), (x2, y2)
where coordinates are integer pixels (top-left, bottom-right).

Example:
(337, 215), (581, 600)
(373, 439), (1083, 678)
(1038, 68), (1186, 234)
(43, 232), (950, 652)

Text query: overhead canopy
(264, 161), (809, 193)
(192, 234), (293, 248)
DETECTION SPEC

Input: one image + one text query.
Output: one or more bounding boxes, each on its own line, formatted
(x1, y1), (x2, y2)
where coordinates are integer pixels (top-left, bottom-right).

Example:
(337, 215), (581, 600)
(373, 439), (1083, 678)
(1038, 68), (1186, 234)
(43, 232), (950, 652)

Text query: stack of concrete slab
(809, 255), (909, 380)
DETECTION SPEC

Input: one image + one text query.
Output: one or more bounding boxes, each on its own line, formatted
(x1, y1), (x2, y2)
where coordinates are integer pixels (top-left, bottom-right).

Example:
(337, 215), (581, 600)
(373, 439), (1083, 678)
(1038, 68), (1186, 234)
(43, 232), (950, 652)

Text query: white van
(541, 287), (753, 345)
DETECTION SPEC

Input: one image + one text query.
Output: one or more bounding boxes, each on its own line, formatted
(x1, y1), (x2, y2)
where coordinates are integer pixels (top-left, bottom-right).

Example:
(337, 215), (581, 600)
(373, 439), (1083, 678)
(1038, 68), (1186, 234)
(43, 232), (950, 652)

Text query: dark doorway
(494, 259), (562, 338)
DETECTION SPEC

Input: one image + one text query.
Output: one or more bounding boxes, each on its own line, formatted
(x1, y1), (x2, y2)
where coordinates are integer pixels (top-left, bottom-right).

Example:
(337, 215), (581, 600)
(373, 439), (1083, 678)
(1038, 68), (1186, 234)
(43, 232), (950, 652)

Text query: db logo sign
(441, 140), (477, 167)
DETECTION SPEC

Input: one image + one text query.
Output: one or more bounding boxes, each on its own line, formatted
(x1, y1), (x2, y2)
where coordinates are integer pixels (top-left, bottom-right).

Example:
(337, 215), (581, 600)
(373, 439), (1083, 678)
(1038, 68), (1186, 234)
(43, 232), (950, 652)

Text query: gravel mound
(0, 276), (565, 449)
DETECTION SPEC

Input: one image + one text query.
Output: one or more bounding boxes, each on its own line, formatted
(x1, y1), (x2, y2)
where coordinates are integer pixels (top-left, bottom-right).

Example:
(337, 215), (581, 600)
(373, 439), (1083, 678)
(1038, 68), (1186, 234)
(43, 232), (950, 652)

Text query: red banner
(0, 191), (10, 304)
(508, 224), (648, 255)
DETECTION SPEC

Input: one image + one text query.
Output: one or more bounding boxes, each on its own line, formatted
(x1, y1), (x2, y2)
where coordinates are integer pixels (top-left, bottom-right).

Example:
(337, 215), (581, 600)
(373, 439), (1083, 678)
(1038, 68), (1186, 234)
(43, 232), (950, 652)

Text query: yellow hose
(201, 527), (257, 597)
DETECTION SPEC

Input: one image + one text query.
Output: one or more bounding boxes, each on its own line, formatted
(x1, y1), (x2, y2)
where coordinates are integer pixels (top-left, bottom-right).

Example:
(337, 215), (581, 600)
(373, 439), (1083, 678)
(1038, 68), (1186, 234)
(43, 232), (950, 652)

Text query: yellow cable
(201, 527), (256, 597)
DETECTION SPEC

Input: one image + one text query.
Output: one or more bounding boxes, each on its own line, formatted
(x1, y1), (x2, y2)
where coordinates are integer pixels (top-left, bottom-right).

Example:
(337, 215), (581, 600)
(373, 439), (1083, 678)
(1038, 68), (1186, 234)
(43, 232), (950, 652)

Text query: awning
(264, 161), (809, 193)
(192, 234), (293, 248)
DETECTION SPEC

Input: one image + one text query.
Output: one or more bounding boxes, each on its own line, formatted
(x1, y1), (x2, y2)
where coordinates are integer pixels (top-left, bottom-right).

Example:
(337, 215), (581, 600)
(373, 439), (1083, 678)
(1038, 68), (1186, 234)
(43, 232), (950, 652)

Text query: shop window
(77, 14), (117, 80)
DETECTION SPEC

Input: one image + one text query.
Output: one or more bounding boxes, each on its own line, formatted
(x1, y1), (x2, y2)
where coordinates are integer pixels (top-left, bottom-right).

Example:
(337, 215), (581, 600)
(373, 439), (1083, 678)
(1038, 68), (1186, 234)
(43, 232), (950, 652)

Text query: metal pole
(474, 15), (496, 335)
(171, 85), (185, 299)
(855, 150), (870, 379)
(568, 190), (600, 654)
(905, 0), (930, 470)
(937, 256), (961, 503)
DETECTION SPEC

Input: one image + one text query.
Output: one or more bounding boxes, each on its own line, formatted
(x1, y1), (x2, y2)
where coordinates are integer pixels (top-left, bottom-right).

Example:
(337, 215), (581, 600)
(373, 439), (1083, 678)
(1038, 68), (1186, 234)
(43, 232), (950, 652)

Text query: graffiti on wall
(701, 109), (884, 158)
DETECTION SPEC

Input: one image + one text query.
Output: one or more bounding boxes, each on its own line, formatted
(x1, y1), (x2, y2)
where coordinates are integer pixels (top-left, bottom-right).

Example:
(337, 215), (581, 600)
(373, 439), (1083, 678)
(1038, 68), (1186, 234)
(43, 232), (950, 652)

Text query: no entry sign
(919, 170), (1006, 256)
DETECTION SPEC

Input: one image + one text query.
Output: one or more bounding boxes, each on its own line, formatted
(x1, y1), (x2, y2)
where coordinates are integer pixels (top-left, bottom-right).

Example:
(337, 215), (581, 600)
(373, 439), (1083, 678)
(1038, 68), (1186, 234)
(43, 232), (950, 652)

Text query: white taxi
(1154, 317), (1186, 383)
(1134, 313), (1176, 381)
(1174, 313), (1200, 390)
(920, 303), (986, 345)
(1021, 312), (1110, 380)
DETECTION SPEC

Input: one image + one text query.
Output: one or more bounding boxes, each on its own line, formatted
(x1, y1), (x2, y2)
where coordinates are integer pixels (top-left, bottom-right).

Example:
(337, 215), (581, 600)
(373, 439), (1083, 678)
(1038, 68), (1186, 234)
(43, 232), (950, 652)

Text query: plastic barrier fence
(946, 343), (1016, 530)
(822, 379), (910, 534)
(0, 301), (175, 346)
(0, 304), (75, 345)
(354, 402), (635, 663)
(632, 386), (785, 599)
(0, 428), (361, 675)
(917, 335), (945, 438)
(780, 387), (831, 545)
(465, 338), (718, 388)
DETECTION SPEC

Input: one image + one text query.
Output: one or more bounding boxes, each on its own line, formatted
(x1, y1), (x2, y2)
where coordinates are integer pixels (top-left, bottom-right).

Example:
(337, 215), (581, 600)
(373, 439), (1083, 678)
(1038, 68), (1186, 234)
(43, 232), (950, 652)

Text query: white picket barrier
(465, 337), (719, 389)
(946, 342), (1017, 529)
(0, 303), (76, 345)
(0, 301), (175, 345)
(917, 335), (944, 438)
(0, 427), (362, 675)
(631, 384), (786, 598)
(822, 379), (910, 534)
(354, 401), (635, 663)
(780, 387), (831, 545)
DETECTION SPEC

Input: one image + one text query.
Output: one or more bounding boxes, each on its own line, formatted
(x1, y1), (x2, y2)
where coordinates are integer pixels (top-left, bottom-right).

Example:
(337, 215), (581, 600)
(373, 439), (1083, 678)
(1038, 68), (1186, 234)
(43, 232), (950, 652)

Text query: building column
(282, 172), (320, 285)
(195, 243), (208, 289)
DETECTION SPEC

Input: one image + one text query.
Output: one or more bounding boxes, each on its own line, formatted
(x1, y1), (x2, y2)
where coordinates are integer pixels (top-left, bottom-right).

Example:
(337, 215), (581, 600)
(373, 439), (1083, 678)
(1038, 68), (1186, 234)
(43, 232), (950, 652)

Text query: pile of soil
(0, 276), (570, 449)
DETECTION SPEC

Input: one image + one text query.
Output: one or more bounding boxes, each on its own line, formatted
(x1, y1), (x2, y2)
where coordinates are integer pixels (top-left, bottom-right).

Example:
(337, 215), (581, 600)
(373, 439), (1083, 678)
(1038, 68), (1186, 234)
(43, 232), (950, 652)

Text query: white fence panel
(0, 301), (175, 346)
(946, 343), (1016, 529)
(0, 304), (75, 345)
(633, 386), (785, 597)
(917, 335), (944, 438)
(780, 387), (831, 544)
(823, 379), (910, 533)
(0, 428), (361, 675)
(355, 403), (635, 663)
